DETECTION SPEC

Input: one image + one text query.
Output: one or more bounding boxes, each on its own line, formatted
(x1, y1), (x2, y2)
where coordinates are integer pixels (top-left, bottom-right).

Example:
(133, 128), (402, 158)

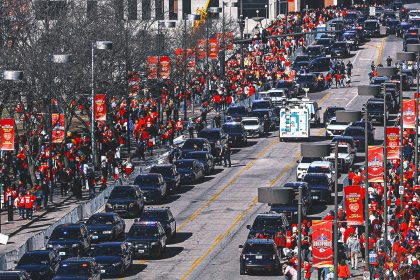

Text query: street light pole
(183, 15), (188, 121)
(297, 185), (302, 280)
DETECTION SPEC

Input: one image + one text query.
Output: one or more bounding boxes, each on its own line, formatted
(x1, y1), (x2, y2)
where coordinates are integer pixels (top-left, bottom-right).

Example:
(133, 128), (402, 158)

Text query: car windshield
(143, 211), (169, 221)
(337, 146), (349, 153)
(316, 39), (332, 46)
(304, 176), (329, 185)
(150, 166), (173, 176)
(174, 161), (193, 169)
(243, 243), (275, 254)
(333, 42), (347, 48)
(182, 140), (205, 150)
(135, 176), (159, 185)
(412, 20), (420, 28)
(365, 21), (378, 29)
(252, 101), (270, 110)
(297, 75), (314, 83)
(18, 254), (49, 265)
(308, 166), (330, 174)
(242, 120), (259, 126)
(93, 245), (122, 256)
(344, 128), (364, 136)
(329, 120), (348, 125)
(300, 157), (321, 164)
(110, 188), (136, 199)
(184, 153), (206, 160)
(251, 217), (283, 231)
(198, 130), (221, 141)
(227, 107), (247, 116)
(87, 215), (114, 225)
(128, 226), (158, 238)
(50, 228), (80, 240)
(57, 263), (90, 276)
(223, 125), (243, 133)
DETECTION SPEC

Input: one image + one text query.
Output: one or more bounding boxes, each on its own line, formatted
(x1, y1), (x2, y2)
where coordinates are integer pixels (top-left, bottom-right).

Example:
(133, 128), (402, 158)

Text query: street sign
(399, 185), (404, 195)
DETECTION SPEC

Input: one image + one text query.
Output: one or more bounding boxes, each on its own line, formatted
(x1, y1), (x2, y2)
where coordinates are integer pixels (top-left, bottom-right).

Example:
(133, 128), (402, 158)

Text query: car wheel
(240, 264), (246, 275)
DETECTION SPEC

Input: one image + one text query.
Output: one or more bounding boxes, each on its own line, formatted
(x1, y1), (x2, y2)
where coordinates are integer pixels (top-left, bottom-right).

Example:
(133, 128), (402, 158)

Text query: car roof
(309, 161), (331, 166)
(184, 138), (209, 143)
(245, 239), (275, 245)
(200, 128), (222, 132)
(223, 122), (242, 126)
(55, 223), (83, 229)
(184, 151), (208, 155)
(175, 159), (196, 163)
(256, 212), (285, 218)
(91, 212), (116, 217)
(304, 173), (329, 178)
(94, 242), (126, 247)
(144, 207), (170, 212)
(332, 136), (354, 142)
(368, 98), (384, 103)
(151, 164), (173, 168)
(137, 173), (161, 178)
(283, 182), (308, 189)
(62, 257), (95, 263)
(132, 221), (161, 227)
(346, 126), (364, 130)
(23, 250), (51, 256)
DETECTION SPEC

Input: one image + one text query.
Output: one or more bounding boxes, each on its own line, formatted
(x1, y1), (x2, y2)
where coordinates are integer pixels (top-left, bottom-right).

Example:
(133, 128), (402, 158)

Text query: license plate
(100, 270), (105, 274)
(312, 196), (319, 200)
(138, 249), (144, 253)
(92, 236), (98, 240)
(256, 255), (262, 259)
(59, 252), (66, 256)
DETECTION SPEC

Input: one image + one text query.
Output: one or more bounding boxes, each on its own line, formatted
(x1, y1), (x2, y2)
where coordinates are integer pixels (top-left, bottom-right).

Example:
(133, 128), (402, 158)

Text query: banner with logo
(344, 186), (364, 225)
(186, 49), (196, 71)
(368, 146), (384, 182)
(128, 71), (140, 96)
(386, 127), (400, 159)
(147, 56), (158, 79)
(159, 56), (171, 79)
(209, 38), (218, 59)
(402, 99), (416, 129)
(312, 220), (333, 268)
(197, 39), (206, 59)
(94, 94), (107, 122)
(175, 48), (183, 69)
(51, 113), (65, 143)
(0, 119), (15, 151)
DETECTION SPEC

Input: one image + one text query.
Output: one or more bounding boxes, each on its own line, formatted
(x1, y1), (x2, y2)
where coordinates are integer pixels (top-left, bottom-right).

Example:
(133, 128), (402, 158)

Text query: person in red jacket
(16, 192), (26, 219)
(24, 191), (36, 220)
(175, 118), (183, 136)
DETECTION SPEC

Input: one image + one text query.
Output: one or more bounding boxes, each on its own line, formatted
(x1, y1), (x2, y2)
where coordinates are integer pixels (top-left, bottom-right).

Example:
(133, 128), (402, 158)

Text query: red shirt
(24, 194), (36, 209)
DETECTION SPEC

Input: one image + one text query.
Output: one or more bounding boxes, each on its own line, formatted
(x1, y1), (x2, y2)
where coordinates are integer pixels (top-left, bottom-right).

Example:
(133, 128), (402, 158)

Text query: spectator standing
(346, 233), (360, 270)
(223, 143), (231, 167)
(337, 259), (351, 280)
(24, 190), (36, 220)
(41, 180), (49, 209)
(187, 118), (194, 138)
(16, 192), (25, 219)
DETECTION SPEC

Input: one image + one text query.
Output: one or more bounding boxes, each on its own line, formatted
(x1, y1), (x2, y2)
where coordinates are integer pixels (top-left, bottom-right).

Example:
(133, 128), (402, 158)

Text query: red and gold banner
(402, 99), (416, 129)
(197, 39), (206, 59)
(147, 56), (158, 79)
(94, 94), (107, 122)
(209, 38), (218, 59)
(186, 49), (196, 71)
(160, 56), (171, 79)
(175, 48), (183, 69)
(386, 127), (400, 159)
(368, 146), (384, 182)
(51, 113), (65, 143)
(344, 186), (364, 226)
(128, 71), (140, 96)
(312, 220), (333, 268)
(0, 118), (15, 151)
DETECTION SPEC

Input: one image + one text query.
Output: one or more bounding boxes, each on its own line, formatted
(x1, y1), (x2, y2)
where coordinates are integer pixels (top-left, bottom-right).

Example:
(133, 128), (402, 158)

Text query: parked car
(303, 173), (332, 203)
(15, 250), (60, 280)
(149, 164), (181, 193)
(126, 221), (167, 258)
(249, 109), (277, 130)
(239, 239), (282, 275)
(182, 151), (214, 175)
(105, 185), (145, 218)
(343, 126), (373, 152)
(306, 45), (325, 58)
(314, 38), (334, 54)
(140, 207), (176, 240)
(222, 122), (248, 146)
(134, 173), (167, 204)
(367, 98), (387, 124)
(324, 143), (356, 172)
(53, 257), (101, 280)
(364, 19), (381, 37)
(174, 159), (205, 184)
(85, 212), (125, 247)
(241, 117), (264, 138)
(251, 100), (272, 110)
(91, 242), (132, 277)
(46, 224), (91, 259)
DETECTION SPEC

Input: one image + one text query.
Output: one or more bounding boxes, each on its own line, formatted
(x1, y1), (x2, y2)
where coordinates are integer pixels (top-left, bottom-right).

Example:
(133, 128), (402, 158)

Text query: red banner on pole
(94, 94), (107, 122)
(186, 49), (196, 71)
(312, 220), (333, 268)
(344, 186), (364, 226)
(197, 39), (206, 59)
(159, 56), (171, 79)
(386, 127), (400, 159)
(128, 71), (140, 96)
(0, 118), (15, 151)
(51, 113), (65, 143)
(208, 38), (218, 59)
(368, 146), (384, 182)
(147, 56), (158, 79)
(402, 99), (416, 129)
(175, 48), (183, 69)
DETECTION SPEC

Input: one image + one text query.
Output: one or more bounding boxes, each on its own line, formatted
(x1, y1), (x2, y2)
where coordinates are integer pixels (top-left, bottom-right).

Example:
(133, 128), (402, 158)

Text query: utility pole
(183, 15), (188, 121)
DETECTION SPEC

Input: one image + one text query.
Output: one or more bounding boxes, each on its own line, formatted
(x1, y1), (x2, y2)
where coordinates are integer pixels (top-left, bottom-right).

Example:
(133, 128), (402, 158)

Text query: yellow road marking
(177, 138), (278, 231)
(376, 37), (386, 65)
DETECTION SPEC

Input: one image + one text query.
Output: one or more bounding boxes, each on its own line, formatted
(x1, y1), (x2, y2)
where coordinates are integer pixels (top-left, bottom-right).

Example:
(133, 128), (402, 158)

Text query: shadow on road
(170, 232), (192, 244)
(126, 263), (147, 276)
(160, 246), (184, 259)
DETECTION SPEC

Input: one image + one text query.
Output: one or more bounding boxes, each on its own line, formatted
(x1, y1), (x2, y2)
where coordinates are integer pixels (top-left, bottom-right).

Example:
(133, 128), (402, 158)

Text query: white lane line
(346, 92), (358, 107)
(359, 58), (372, 61)
(352, 50), (361, 64)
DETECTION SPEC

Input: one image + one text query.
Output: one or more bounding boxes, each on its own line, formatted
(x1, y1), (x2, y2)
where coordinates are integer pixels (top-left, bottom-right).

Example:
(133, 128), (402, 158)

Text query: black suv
(91, 242), (132, 277)
(140, 207), (177, 240)
(105, 185), (145, 218)
(0, 271), (31, 280)
(197, 128), (228, 157)
(54, 257), (101, 280)
(367, 98), (387, 124)
(246, 213), (289, 239)
(150, 164), (181, 193)
(180, 138), (212, 154)
(126, 221), (167, 258)
(222, 122), (247, 146)
(303, 173), (332, 204)
(85, 212), (125, 247)
(330, 41), (350, 58)
(323, 106), (345, 126)
(239, 239), (281, 275)
(226, 105), (249, 122)
(46, 224), (91, 259)
(270, 182), (312, 222)
(306, 45), (325, 58)
(134, 174), (167, 204)
(182, 151), (214, 175)
(15, 250), (60, 280)
(296, 73), (320, 92)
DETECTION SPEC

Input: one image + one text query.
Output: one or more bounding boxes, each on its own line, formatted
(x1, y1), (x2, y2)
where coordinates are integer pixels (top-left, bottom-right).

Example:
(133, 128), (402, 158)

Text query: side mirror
(239, 245), (244, 249)
(246, 225), (251, 230)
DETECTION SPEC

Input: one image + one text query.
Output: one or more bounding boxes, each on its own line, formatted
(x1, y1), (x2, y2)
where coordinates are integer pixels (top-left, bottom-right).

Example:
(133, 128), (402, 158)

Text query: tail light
(272, 254), (276, 260)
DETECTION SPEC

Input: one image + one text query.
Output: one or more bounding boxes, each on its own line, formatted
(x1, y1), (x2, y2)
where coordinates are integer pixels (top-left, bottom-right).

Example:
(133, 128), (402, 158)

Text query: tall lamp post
(91, 41), (112, 175)
(406, 44), (420, 184)
(206, 7), (222, 95)
(50, 54), (71, 203)
(1, 70), (23, 233)
(358, 85), (380, 274)
(301, 143), (330, 279)
(396, 51), (416, 208)
(377, 66), (398, 253)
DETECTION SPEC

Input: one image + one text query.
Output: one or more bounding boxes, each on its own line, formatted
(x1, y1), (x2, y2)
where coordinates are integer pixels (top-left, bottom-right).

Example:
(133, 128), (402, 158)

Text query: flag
(209, 38), (218, 59)
(402, 99), (416, 129)
(312, 220), (333, 268)
(0, 118), (15, 151)
(94, 94), (107, 121)
(344, 186), (364, 225)
(368, 146), (383, 182)
(147, 56), (158, 79)
(386, 127), (400, 159)
(197, 39), (206, 59)
(160, 56), (171, 79)
(51, 113), (65, 143)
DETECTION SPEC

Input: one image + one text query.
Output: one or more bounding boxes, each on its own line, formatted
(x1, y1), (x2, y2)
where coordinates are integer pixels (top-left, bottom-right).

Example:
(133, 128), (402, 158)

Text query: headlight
(112, 261), (123, 267)
(72, 244), (79, 248)
(127, 242), (132, 246)
(103, 230), (112, 234)
(106, 203), (112, 208)
(151, 242), (158, 246)
(47, 244), (53, 249)
(129, 203), (135, 208)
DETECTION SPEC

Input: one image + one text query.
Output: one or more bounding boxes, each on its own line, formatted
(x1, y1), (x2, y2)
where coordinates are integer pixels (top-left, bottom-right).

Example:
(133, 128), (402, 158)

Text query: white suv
(296, 157), (323, 181)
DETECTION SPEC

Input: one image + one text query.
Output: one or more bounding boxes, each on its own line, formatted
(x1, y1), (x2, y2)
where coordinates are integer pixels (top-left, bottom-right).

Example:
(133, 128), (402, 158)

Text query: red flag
(368, 146), (383, 182)
(209, 38), (219, 59)
(197, 39), (206, 59)
(187, 49), (196, 71)
(0, 118), (15, 151)
(147, 56), (158, 79)
(51, 113), (65, 143)
(402, 99), (416, 129)
(344, 186), (364, 226)
(160, 56), (171, 79)
(312, 220), (333, 268)
(386, 127), (400, 159)
(94, 94), (107, 122)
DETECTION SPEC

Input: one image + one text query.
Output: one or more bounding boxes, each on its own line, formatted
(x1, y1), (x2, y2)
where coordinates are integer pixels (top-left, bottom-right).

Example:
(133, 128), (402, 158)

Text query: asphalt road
(109, 35), (404, 280)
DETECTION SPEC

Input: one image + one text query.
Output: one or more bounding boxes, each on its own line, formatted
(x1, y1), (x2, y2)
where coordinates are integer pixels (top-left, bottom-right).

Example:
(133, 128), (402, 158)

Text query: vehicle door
(158, 224), (167, 246)
(168, 211), (176, 235)
(80, 225), (90, 250)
